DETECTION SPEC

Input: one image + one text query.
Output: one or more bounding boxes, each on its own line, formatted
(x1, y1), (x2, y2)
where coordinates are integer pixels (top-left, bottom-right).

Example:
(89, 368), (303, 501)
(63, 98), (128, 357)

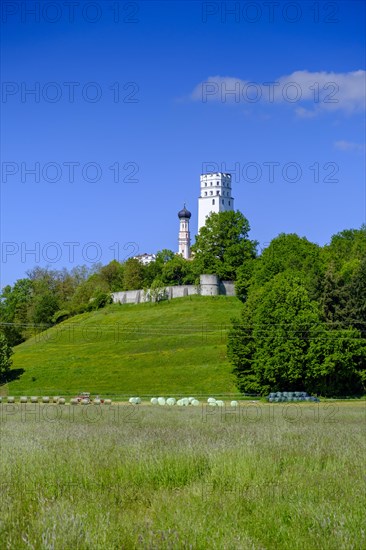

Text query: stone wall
(111, 274), (235, 304)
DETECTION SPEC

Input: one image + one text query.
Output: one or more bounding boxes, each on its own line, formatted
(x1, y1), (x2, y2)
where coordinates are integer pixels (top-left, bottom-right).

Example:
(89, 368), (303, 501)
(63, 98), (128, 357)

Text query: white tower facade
(198, 172), (234, 231)
(178, 205), (191, 259)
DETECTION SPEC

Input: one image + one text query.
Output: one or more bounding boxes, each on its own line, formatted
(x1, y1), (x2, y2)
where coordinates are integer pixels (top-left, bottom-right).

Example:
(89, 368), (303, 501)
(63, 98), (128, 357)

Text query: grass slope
(5, 296), (243, 396)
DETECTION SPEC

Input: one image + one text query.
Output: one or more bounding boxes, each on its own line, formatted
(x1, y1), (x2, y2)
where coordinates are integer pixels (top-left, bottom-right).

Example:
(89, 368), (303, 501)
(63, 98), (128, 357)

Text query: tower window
(210, 191), (213, 195)
(205, 182), (207, 186)
(216, 182), (219, 185)
(212, 199), (215, 205)
(229, 200), (231, 205)
(204, 192), (207, 196)
(216, 190), (219, 195)
(222, 199), (224, 204)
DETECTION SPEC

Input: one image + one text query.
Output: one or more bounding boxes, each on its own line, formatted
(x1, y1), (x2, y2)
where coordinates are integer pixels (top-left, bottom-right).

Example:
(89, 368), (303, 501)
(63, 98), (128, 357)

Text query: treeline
(228, 225), (366, 397)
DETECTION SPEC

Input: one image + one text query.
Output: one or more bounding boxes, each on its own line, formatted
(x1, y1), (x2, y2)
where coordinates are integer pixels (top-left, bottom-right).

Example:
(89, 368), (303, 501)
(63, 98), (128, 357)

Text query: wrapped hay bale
(20, 396), (28, 403)
(150, 398), (158, 405)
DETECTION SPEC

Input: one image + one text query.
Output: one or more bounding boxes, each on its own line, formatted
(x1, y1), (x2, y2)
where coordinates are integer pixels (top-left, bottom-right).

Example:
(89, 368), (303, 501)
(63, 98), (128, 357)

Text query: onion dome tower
(178, 204), (191, 259)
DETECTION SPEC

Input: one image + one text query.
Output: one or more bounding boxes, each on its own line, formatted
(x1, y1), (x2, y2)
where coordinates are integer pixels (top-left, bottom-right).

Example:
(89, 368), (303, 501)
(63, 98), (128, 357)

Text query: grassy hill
(4, 295), (243, 397)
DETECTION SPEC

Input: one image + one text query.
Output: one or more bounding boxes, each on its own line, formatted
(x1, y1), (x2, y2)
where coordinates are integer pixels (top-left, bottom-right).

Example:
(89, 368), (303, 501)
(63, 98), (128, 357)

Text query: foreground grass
(6, 296), (242, 396)
(0, 402), (365, 549)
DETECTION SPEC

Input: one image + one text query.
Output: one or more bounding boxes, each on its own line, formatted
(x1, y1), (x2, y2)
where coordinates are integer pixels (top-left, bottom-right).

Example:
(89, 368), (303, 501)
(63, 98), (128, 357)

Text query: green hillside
(4, 296), (243, 397)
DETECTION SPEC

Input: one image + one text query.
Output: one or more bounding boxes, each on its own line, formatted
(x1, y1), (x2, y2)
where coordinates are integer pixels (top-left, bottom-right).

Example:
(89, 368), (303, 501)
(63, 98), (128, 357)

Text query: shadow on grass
(0, 368), (25, 384)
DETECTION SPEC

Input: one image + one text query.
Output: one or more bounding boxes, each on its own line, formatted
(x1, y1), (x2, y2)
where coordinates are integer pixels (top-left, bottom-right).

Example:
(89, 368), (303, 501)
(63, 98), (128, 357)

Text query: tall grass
(0, 402), (365, 549)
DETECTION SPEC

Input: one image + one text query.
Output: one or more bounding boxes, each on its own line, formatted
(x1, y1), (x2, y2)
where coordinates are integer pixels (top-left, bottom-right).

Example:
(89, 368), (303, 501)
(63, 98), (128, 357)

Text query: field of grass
(4, 296), (243, 397)
(0, 401), (365, 549)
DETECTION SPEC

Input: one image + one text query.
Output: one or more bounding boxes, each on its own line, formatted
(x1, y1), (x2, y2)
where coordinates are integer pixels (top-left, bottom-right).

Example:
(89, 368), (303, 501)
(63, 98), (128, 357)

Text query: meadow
(1, 401), (365, 549)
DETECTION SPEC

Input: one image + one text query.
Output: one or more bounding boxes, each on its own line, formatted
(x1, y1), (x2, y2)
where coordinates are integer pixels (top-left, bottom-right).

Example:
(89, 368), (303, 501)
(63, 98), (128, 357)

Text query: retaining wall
(111, 275), (235, 304)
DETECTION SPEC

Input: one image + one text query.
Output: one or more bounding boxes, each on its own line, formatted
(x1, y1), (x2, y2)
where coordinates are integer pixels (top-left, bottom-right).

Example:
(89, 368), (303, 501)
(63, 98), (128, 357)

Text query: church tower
(198, 172), (234, 231)
(178, 205), (191, 259)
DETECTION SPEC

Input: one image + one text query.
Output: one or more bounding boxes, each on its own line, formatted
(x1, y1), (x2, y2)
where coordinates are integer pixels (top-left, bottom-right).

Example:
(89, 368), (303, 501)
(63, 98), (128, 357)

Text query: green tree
(161, 255), (195, 286)
(229, 271), (366, 397)
(0, 333), (13, 380)
(191, 210), (257, 280)
(252, 233), (324, 301)
(0, 279), (33, 345)
(123, 258), (145, 290)
(306, 327), (366, 396)
(99, 260), (124, 291)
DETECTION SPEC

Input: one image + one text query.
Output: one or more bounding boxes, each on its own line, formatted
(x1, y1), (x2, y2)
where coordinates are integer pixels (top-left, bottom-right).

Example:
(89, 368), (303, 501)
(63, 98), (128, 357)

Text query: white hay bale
(70, 398), (78, 405)
(81, 398), (89, 405)
(53, 396), (59, 403)
(30, 396), (38, 403)
(93, 399), (101, 405)
(231, 400), (239, 407)
(42, 397), (50, 403)
(104, 399), (112, 405)
(188, 397), (195, 404)
(129, 397), (141, 405)
(7, 396), (15, 403)
(20, 396), (28, 403)
(216, 400), (225, 407)
(58, 398), (65, 405)
(150, 397), (158, 405)
(192, 399), (200, 406)
(181, 398), (189, 406)
(207, 397), (216, 404)
(166, 398), (176, 406)
(158, 397), (166, 406)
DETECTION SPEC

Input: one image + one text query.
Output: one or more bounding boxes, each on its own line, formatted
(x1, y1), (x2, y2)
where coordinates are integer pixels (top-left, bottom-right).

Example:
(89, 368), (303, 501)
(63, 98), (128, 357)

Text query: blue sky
(1, 0), (365, 287)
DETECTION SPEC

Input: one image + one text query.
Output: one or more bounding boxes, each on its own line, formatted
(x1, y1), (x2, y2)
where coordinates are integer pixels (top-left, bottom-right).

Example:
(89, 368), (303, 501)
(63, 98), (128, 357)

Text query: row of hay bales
(0, 396), (112, 405)
(128, 397), (240, 407)
(267, 392), (320, 403)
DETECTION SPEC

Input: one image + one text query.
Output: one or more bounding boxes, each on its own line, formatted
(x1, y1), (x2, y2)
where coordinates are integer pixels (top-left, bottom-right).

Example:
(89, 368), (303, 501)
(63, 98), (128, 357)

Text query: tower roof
(178, 204), (191, 219)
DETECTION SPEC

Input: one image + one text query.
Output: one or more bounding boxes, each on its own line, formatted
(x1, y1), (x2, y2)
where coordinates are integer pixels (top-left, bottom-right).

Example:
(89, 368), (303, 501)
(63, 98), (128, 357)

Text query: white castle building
(177, 172), (234, 258)
(198, 172), (234, 231)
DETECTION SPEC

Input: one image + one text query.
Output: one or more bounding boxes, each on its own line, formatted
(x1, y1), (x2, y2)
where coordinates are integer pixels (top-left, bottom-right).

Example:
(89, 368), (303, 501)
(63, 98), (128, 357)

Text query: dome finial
(178, 204), (191, 219)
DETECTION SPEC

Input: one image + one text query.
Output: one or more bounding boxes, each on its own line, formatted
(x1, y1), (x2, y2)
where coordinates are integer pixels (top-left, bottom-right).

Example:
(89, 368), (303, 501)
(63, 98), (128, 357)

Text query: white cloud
(189, 70), (366, 115)
(334, 140), (366, 152)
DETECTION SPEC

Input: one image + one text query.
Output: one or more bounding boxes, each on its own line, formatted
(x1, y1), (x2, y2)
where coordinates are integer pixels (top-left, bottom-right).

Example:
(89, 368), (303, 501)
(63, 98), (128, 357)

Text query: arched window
(229, 200), (231, 205)
(212, 199), (215, 205)
(216, 181), (219, 185)
(222, 199), (224, 204)
(204, 192), (207, 196)
(216, 190), (219, 195)
(210, 191), (213, 195)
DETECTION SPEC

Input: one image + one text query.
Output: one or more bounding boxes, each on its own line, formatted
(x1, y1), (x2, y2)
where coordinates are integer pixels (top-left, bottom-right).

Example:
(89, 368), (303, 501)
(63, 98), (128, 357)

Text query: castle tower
(178, 205), (191, 259)
(198, 172), (234, 231)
